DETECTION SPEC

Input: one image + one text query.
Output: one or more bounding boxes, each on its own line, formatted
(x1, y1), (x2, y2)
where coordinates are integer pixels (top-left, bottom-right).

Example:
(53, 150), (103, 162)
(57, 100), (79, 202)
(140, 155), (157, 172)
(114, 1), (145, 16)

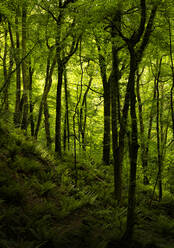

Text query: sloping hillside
(0, 122), (62, 247)
(1, 122), (174, 248)
(0, 121), (112, 248)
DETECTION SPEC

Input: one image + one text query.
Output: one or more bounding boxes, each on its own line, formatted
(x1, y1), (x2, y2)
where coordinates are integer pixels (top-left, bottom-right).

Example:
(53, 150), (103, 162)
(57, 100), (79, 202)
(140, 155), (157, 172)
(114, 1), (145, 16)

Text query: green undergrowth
(1, 120), (174, 248)
(0, 121), (126, 248)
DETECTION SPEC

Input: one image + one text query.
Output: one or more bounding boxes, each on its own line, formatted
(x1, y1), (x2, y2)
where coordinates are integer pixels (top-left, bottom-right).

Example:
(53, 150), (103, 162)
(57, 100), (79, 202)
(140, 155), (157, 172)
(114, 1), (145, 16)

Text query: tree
(21, 3), (29, 131)
(118, 0), (159, 241)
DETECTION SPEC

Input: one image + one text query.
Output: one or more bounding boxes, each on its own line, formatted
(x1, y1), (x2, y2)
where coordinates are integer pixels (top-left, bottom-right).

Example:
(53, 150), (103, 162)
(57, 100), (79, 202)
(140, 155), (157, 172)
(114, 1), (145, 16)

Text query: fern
(154, 214), (174, 236)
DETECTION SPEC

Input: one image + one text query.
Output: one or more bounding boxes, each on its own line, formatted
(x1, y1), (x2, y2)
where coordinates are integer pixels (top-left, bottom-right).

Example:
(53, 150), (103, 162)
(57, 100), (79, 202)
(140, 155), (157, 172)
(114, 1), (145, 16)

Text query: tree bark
(96, 43), (110, 165)
(13, 6), (21, 126)
(21, 4), (28, 131)
(168, 18), (174, 139)
(29, 61), (35, 136)
(136, 69), (149, 184)
(122, 1), (158, 242)
(63, 68), (70, 151)
(110, 44), (121, 201)
(34, 52), (56, 139)
(156, 57), (163, 201)
(44, 101), (52, 148)
(55, 61), (63, 156)
(79, 77), (92, 151)
(2, 25), (9, 111)
(55, 6), (63, 156)
(142, 79), (157, 184)
(124, 48), (139, 240)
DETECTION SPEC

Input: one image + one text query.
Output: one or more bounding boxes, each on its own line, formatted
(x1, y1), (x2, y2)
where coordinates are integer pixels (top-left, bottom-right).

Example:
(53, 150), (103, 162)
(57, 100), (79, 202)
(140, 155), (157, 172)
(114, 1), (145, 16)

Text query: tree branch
(0, 41), (39, 94)
(37, 4), (58, 22)
(130, 0), (146, 45)
(63, 35), (81, 65)
(138, 3), (158, 61)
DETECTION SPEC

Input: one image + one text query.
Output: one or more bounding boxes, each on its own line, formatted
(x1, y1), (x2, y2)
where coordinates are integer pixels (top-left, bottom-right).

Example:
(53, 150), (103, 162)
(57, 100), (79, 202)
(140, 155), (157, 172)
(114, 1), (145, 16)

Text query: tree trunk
(64, 68), (70, 151)
(2, 23), (13, 111)
(21, 4), (28, 131)
(103, 83), (111, 164)
(55, 9), (63, 157)
(97, 44), (110, 165)
(14, 6), (21, 126)
(136, 69), (149, 184)
(73, 45), (83, 185)
(35, 53), (56, 139)
(79, 77), (92, 151)
(110, 44), (121, 201)
(2, 26), (8, 111)
(44, 101), (52, 149)
(122, 2), (158, 241)
(55, 62), (63, 156)
(143, 79), (157, 183)
(123, 49), (139, 241)
(156, 57), (163, 201)
(29, 61), (35, 136)
(168, 18), (174, 139)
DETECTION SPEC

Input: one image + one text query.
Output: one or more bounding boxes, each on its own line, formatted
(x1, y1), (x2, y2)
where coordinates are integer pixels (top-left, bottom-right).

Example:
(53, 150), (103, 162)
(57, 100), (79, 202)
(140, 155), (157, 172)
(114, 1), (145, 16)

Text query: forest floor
(50, 200), (174, 248)
(0, 121), (174, 248)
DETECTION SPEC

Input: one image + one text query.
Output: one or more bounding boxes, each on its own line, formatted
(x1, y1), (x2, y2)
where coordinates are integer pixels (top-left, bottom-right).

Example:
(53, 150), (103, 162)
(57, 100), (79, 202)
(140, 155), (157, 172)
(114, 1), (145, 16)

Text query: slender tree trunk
(21, 4), (28, 131)
(143, 79), (157, 183)
(123, 49), (139, 241)
(55, 63), (63, 156)
(63, 112), (67, 151)
(54, 2), (79, 156)
(110, 44), (121, 201)
(103, 83), (110, 164)
(156, 57), (163, 201)
(55, 10), (63, 156)
(2, 23), (13, 111)
(29, 61), (35, 136)
(3, 26), (8, 111)
(97, 44), (110, 165)
(79, 77), (92, 151)
(34, 56), (50, 139)
(44, 101), (52, 148)
(64, 68), (70, 151)
(14, 7), (21, 126)
(35, 53), (56, 139)
(122, 2), (158, 241)
(8, 12), (21, 125)
(73, 46), (83, 185)
(136, 69), (149, 184)
(168, 18), (174, 139)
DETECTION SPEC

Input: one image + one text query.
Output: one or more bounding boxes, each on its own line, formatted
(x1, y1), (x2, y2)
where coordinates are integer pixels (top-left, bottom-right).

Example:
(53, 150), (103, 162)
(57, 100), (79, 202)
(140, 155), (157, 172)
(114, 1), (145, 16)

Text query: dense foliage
(1, 0), (174, 247)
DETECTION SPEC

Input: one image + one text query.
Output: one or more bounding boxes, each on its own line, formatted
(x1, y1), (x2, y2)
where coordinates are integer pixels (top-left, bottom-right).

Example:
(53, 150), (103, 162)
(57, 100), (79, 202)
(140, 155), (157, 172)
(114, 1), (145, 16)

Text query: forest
(0, 0), (174, 247)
